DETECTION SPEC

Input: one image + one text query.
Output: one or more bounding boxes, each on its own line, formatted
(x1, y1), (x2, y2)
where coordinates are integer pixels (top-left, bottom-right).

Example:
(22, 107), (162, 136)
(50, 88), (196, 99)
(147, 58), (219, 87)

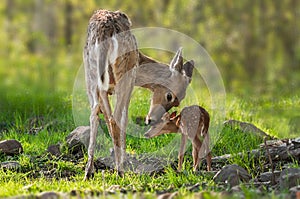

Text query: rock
(194, 191), (230, 199)
(95, 156), (115, 171)
(213, 164), (251, 187)
(38, 191), (61, 199)
(94, 153), (170, 175)
(258, 171), (281, 183)
(22, 184), (35, 192)
(279, 168), (300, 190)
(289, 185), (300, 199)
(212, 137), (300, 167)
(7, 195), (35, 199)
(0, 139), (23, 155)
(157, 192), (178, 199)
(230, 185), (242, 192)
(47, 144), (61, 156)
(292, 137), (300, 148)
(224, 119), (271, 139)
(1, 161), (21, 170)
(107, 185), (121, 194)
(70, 190), (79, 197)
(66, 126), (90, 156)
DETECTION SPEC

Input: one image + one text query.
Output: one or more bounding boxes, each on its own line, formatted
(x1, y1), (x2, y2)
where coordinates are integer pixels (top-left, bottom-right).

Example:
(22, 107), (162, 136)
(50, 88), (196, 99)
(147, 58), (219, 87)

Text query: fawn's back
(180, 105), (210, 139)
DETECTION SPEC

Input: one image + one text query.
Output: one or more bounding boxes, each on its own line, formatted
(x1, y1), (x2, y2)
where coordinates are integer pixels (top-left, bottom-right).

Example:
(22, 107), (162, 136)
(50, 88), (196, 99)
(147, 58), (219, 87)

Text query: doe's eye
(166, 92), (173, 102)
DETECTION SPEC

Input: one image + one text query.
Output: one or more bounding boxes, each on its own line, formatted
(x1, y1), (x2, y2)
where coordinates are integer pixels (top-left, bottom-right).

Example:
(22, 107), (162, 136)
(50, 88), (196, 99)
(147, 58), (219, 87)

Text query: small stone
(230, 185), (241, 192)
(1, 161), (21, 170)
(157, 191), (178, 199)
(38, 191), (61, 199)
(7, 195), (34, 199)
(22, 184), (34, 191)
(70, 190), (78, 196)
(120, 188), (127, 194)
(107, 185), (121, 194)
(213, 164), (251, 187)
(47, 144), (61, 156)
(0, 139), (23, 155)
(258, 171), (281, 183)
(279, 168), (300, 190)
(289, 185), (300, 199)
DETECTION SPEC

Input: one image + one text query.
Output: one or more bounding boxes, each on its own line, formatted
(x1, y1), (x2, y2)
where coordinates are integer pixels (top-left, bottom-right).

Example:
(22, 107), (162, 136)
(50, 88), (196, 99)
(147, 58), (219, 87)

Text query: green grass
(0, 90), (299, 198)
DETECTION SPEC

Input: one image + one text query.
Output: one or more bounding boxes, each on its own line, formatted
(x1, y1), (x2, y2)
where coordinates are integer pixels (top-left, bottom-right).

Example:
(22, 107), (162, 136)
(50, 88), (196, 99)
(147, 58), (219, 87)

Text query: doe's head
(145, 48), (194, 125)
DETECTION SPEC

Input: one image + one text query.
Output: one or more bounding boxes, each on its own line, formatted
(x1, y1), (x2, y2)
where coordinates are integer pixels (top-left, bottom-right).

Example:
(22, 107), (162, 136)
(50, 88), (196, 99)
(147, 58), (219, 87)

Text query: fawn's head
(144, 111), (180, 138)
(145, 48), (194, 125)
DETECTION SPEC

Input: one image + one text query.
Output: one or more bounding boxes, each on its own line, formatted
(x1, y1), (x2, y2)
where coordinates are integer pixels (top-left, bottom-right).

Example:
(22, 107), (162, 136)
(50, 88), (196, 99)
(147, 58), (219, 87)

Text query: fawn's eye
(166, 92), (173, 102)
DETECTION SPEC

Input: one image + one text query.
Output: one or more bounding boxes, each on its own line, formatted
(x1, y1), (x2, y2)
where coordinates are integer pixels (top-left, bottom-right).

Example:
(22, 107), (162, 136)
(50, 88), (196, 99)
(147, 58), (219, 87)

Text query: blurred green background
(0, 0), (299, 137)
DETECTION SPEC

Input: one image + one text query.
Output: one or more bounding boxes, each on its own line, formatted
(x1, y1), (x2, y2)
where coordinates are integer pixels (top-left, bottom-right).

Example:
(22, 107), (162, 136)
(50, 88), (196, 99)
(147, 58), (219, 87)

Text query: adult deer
(83, 10), (194, 179)
(144, 105), (212, 172)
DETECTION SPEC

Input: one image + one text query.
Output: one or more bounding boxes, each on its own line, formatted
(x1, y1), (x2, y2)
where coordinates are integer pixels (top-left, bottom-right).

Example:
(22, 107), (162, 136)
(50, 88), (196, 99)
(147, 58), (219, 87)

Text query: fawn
(83, 10), (194, 179)
(145, 105), (212, 172)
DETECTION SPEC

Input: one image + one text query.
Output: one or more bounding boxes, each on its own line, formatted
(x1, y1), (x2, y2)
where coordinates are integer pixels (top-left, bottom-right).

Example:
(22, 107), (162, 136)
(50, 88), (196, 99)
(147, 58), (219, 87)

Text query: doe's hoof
(84, 162), (95, 180)
(117, 170), (124, 178)
(84, 170), (95, 181)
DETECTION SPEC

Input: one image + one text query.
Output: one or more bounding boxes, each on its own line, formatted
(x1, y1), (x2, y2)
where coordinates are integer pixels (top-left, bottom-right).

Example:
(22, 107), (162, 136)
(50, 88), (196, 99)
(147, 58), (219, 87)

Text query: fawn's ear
(170, 111), (177, 119)
(175, 115), (181, 126)
(170, 48), (183, 72)
(162, 112), (170, 121)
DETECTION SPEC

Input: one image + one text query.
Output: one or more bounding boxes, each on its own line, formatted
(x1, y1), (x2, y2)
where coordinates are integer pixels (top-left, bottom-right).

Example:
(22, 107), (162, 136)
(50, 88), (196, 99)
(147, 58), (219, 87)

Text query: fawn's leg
(192, 138), (201, 172)
(206, 152), (212, 171)
(178, 134), (188, 172)
(198, 133), (211, 171)
(204, 134), (212, 171)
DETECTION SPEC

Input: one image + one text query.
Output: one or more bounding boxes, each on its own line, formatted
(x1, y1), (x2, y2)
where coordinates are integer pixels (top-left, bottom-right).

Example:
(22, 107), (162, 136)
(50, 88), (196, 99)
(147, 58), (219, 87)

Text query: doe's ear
(182, 60), (194, 79)
(170, 48), (183, 72)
